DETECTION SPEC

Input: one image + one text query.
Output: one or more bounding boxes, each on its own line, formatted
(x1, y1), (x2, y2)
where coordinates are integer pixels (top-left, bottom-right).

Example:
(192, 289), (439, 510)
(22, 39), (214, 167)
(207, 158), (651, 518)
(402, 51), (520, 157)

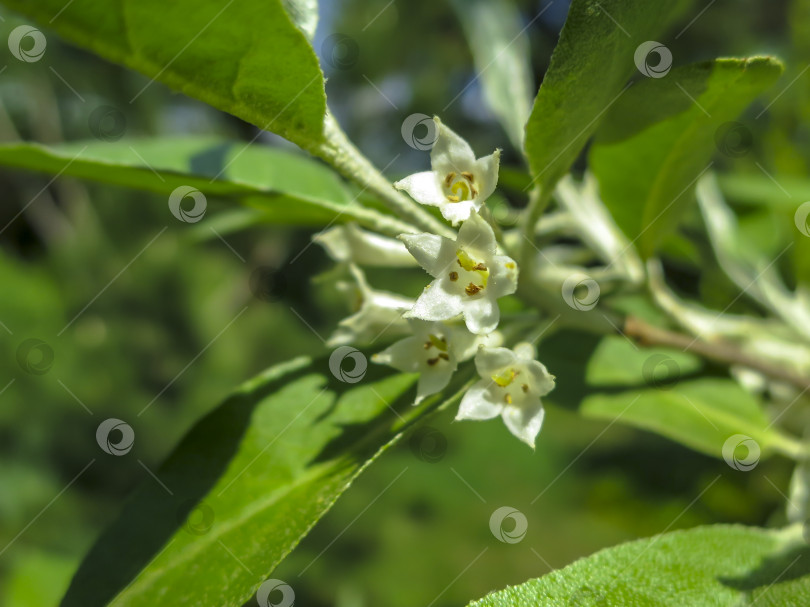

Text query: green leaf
(590, 57), (784, 257)
(451, 0), (534, 150)
(60, 357), (458, 607)
(580, 378), (803, 460)
(3, 0), (326, 147)
(0, 138), (415, 232)
(523, 0), (691, 192)
(585, 336), (702, 387)
(468, 525), (810, 606)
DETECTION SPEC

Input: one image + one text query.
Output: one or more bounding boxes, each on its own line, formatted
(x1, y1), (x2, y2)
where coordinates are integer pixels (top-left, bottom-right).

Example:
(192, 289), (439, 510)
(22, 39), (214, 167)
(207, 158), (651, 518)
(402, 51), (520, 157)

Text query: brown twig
(623, 315), (810, 394)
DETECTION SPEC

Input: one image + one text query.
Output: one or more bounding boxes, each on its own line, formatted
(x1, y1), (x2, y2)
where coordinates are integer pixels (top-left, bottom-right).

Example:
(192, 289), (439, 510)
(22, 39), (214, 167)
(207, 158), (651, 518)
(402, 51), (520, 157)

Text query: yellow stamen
(461, 171), (475, 183)
(465, 283), (482, 296)
(492, 368), (518, 387)
(449, 271), (459, 281)
(456, 250), (490, 288)
(428, 334), (448, 352)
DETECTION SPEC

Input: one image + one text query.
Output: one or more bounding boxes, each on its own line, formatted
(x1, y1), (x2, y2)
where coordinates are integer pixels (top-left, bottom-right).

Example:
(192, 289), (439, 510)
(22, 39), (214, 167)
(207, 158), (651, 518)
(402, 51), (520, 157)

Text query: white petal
(416, 365), (456, 404)
(463, 296), (500, 335)
(400, 233), (456, 277)
(474, 346), (516, 377)
(502, 402), (545, 448)
(513, 342), (536, 361)
(473, 149), (501, 202)
(371, 336), (421, 373)
(526, 360), (556, 396)
(408, 281), (464, 322)
(405, 280), (462, 320)
(489, 255), (519, 298)
(457, 212), (497, 257)
(456, 381), (502, 420)
(394, 171), (446, 207)
(430, 117), (476, 175)
(313, 223), (417, 267)
(440, 199), (480, 226)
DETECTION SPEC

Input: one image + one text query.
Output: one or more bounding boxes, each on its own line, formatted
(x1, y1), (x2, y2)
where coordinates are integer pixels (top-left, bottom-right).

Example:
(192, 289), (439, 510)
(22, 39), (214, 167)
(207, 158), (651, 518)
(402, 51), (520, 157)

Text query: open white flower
(372, 319), (496, 404)
(400, 212), (518, 335)
(327, 264), (414, 347)
(394, 117), (500, 226)
(313, 223), (418, 267)
(456, 343), (555, 448)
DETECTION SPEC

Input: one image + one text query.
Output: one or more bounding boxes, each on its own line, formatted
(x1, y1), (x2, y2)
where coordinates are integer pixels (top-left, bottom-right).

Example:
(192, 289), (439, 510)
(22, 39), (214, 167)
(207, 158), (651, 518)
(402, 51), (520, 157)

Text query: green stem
(518, 184), (553, 269)
(309, 113), (454, 238)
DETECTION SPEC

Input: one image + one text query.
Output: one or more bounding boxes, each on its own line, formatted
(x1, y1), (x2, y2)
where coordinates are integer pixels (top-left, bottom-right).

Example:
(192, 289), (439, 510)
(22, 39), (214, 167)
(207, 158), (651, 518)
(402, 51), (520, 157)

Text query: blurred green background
(0, 0), (806, 605)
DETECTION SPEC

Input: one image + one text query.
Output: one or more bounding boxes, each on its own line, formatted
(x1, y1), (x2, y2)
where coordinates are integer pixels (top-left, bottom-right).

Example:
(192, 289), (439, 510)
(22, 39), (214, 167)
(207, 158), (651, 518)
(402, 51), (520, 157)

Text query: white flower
(313, 223), (418, 267)
(394, 117), (500, 226)
(400, 212), (518, 335)
(327, 264), (414, 347)
(372, 319), (497, 404)
(456, 343), (555, 448)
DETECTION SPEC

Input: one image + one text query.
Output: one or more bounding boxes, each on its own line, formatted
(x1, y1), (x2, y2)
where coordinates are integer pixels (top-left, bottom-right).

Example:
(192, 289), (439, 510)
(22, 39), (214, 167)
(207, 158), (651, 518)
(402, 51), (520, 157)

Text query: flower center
(444, 171), (478, 203)
(424, 333), (450, 366)
(452, 249), (489, 296)
(491, 368), (531, 404)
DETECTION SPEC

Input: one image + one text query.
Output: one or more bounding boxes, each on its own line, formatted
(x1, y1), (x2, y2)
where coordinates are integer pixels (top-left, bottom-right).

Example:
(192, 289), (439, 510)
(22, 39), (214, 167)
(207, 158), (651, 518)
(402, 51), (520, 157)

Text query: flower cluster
(317, 118), (555, 448)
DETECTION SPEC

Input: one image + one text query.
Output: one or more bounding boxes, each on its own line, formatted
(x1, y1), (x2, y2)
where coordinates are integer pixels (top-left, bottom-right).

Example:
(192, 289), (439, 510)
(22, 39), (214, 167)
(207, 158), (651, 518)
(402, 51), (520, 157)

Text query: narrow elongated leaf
(524, 0), (691, 191)
(468, 525), (810, 606)
(451, 0), (534, 150)
(580, 378), (803, 460)
(3, 0), (326, 147)
(60, 357), (459, 607)
(0, 139), (416, 231)
(590, 57), (783, 256)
